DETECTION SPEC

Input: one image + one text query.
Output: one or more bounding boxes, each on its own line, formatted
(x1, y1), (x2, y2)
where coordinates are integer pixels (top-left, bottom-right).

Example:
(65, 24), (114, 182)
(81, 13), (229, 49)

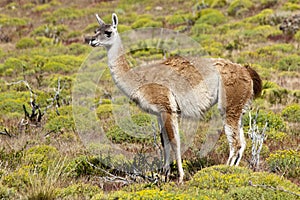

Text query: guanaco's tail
(244, 64), (262, 99)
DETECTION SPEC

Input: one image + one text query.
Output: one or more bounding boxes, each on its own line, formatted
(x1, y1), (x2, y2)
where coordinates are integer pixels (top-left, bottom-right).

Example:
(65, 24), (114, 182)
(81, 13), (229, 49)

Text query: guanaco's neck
(106, 34), (134, 96)
(106, 34), (130, 76)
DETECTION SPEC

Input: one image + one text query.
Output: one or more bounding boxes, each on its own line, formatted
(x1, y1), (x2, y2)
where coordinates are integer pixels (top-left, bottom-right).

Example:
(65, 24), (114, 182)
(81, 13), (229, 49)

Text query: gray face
(86, 13), (119, 48)
(89, 24), (114, 47)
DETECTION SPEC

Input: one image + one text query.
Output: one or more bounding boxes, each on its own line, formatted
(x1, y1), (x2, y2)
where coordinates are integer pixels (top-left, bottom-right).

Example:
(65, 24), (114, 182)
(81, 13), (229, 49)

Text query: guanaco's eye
(104, 31), (112, 38)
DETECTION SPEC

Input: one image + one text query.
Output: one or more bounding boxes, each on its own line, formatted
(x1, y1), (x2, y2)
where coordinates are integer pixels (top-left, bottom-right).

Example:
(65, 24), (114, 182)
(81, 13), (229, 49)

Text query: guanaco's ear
(112, 13), (118, 29)
(95, 14), (105, 26)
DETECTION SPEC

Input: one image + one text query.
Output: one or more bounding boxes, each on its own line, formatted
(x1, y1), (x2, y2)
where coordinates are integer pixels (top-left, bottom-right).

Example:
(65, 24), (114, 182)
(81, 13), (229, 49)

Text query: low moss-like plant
(267, 149), (300, 179)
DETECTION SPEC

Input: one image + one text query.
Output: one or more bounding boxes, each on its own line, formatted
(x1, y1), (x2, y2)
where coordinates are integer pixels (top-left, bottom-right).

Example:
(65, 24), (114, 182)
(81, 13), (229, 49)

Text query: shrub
(209, 0), (228, 8)
(24, 145), (60, 174)
(189, 165), (299, 199)
(31, 24), (69, 39)
(267, 149), (300, 179)
(282, 2), (300, 11)
(261, 81), (289, 104)
(282, 104), (300, 122)
(166, 13), (192, 26)
(46, 7), (85, 23)
(131, 18), (162, 28)
(106, 113), (155, 143)
(244, 109), (285, 130)
(196, 9), (226, 26)
(228, 0), (253, 17)
(45, 115), (75, 133)
(243, 25), (280, 43)
(245, 9), (274, 25)
(68, 43), (91, 55)
(276, 54), (300, 71)
(1, 57), (26, 76)
(0, 14), (28, 27)
(16, 37), (37, 49)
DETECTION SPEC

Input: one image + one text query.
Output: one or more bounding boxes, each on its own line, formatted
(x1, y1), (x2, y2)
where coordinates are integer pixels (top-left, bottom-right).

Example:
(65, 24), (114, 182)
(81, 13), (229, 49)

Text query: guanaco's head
(86, 13), (119, 48)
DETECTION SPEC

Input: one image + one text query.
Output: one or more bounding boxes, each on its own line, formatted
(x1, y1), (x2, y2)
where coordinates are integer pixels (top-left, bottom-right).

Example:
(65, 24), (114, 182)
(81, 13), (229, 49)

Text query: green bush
(31, 24), (69, 39)
(106, 113), (155, 143)
(0, 57), (26, 76)
(68, 43), (91, 56)
(244, 109), (285, 130)
(209, 0), (228, 8)
(45, 115), (75, 133)
(16, 37), (37, 49)
(262, 81), (289, 104)
(282, 104), (300, 122)
(0, 14), (28, 27)
(33, 3), (51, 12)
(45, 7), (85, 23)
(276, 54), (300, 71)
(267, 149), (300, 179)
(196, 9), (226, 26)
(24, 145), (60, 173)
(243, 25), (280, 43)
(228, 0), (253, 17)
(166, 13), (192, 26)
(189, 165), (299, 199)
(131, 17), (162, 28)
(245, 9), (274, 25)
(282, 2), (300, 11)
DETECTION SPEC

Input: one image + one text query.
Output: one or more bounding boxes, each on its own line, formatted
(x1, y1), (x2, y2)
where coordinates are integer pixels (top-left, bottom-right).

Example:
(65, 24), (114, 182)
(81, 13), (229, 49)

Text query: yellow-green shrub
(228, 0), (253, 17)
(282, 104), (300, 122)
(196, 9), (226, 26)
(262, 81), (289, 104)
(267, 149), (300, 179)
(276, 54), (300, 71)
(16, 37), (37, 49)
(189, 165), (299, 199)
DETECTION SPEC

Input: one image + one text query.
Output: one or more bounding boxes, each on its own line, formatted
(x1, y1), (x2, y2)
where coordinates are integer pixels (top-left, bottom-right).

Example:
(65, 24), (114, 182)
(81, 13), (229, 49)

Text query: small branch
(85, 159), (133, 185)
(249, 180), (300, 197)
(248, 109), (268, 170)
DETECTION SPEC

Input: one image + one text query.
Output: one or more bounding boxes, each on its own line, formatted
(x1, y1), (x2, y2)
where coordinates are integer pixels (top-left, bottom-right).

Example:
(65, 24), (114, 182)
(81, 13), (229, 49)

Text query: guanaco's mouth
(84, 36), (101, 47)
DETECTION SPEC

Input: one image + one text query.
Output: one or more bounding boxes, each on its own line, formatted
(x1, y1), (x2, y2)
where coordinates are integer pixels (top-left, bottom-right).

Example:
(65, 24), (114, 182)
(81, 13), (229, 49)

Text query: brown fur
(162, 112), (175, 140)
(162, 56), (203, 87)
(214, 60), (253, 128)
(244, 64), (262, 99)
(136, 83), (173, 113)
(116, 54), (131, 73)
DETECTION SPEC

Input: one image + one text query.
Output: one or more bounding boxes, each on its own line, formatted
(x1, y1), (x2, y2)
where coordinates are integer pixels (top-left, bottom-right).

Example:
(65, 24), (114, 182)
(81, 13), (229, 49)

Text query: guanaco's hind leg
(159, 112), (184, 183)
(224, 113), (246, 166)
